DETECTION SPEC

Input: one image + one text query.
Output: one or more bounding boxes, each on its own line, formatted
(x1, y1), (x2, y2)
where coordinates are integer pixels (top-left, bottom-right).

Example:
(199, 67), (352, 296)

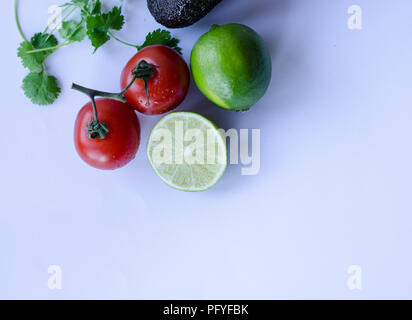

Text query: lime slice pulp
(147, 112), (227, 192)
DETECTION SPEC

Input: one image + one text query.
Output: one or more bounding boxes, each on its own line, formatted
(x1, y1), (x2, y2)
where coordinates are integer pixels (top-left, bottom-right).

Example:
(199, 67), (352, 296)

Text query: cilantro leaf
(88, 0), (101, 15)
(70, 0), (100, 20)
(22, 71), (61, 106)
(17, 33), (58, 71)
(137, 29), (182, 54)
(86, 15), (110, 51)
(105, 6), (124, 30)
(31, 33), (59, 53)
(69, 0), (88, 8)
(59, 20), (87, 42)
(86, 6), (125, 52)
(18, 41), (40, 71)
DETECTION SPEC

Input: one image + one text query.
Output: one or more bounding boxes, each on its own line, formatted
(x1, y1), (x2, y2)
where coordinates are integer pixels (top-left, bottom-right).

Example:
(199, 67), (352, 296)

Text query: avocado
(147, 0), (223, 28)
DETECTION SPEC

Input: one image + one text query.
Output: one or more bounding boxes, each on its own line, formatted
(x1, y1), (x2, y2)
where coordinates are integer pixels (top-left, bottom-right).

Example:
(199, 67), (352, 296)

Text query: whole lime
(191, 23), (272, 111)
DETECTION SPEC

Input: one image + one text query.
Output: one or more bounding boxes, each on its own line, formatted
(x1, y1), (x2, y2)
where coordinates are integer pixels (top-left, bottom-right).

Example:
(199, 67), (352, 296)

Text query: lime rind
(191, 23), (272, 111)
(147, 112), (227, 192)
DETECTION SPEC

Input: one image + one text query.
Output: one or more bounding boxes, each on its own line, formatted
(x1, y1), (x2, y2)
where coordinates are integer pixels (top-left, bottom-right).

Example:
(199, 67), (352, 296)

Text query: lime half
(147, 112), (227, 192)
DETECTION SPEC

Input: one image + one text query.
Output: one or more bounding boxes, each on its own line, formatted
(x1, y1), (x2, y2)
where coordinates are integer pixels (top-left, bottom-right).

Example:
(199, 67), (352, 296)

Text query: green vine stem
(26, 42), (69, 54)
(108, 31), (138, 48)
(72, 60), (157, 139)
(44, 6), (76, 42)
(14, 0), (27, 42)
(42, 4), (71, 35)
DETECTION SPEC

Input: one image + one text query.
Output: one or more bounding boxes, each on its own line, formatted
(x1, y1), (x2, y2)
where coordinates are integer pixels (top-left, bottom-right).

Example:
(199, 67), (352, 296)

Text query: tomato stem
(132, 60), (158, 108)
(71, 60), (156, 139)
(72, 83), (117, 139)
(72, 83), (128, 103)
(87, 97), (109, 139)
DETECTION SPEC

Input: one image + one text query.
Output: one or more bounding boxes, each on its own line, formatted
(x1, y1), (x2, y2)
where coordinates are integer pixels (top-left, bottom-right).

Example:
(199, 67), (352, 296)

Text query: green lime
(147, 112), (227, 192)
(191, 23), (272, 111)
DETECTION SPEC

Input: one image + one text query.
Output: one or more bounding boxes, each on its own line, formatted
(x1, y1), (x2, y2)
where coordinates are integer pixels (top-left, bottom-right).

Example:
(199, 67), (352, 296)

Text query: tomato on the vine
(120, 45), (190, 115)
(74, 98), (141, 170)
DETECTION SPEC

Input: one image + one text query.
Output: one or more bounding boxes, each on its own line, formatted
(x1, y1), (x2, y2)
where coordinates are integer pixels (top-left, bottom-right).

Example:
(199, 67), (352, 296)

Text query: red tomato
(74, 98), (141, 170)
(120, 45), (190, 115)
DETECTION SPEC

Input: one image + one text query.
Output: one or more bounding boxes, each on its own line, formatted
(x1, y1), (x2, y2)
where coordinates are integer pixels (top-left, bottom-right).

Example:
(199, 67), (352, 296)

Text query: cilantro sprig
(137, 29), (182, 54)
(15, 0), (182, 106)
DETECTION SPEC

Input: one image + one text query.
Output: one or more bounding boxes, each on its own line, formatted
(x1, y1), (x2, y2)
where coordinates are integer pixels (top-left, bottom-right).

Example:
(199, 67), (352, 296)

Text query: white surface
(1, 0), (412, 299)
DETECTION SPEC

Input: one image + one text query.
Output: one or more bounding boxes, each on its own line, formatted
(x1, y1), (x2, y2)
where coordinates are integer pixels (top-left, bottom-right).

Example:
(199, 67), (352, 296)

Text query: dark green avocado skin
(147, 0), (223, 28)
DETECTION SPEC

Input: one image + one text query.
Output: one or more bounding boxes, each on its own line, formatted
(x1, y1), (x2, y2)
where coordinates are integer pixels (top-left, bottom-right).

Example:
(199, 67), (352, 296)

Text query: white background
(1, 0), (412, 299)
